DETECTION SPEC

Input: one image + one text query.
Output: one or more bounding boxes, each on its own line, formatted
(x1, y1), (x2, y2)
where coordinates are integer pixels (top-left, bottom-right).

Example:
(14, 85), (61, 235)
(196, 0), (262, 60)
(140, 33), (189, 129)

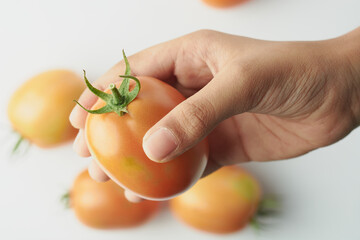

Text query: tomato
(69, 170), (159, 229)
(169, 166), (261, 234)
(8, 70), (84, 148)
(201, 0), (248, 8)
(77, 51), (208, 200)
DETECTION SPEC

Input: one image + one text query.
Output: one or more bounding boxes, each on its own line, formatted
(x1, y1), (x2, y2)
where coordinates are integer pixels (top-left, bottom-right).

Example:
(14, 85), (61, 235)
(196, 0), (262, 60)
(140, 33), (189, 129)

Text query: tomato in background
(68, 170), (159, 229)
(170, 166), (261, 234)
(8, 70), (84, 148)
(201, 0), (248, 8)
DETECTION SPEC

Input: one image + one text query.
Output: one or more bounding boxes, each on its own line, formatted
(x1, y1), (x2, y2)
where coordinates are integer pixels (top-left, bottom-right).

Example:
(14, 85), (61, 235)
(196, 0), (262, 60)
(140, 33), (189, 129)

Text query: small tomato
(201, 0), (248, 8)
(68, 170), (159, 229)
(170, 166), (261, 234)
(8, 70), (84, 148)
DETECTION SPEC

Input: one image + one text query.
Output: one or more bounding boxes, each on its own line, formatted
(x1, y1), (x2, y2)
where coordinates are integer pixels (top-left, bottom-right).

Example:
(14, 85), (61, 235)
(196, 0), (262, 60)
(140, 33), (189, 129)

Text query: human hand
(70, 28), (360, 201)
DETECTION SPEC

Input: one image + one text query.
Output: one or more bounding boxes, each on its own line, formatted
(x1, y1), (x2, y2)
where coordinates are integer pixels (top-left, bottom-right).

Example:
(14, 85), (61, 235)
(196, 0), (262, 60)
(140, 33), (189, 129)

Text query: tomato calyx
(249, 195), (279, 231)
(61, 191), (71, 209)
(10, 131), (30, 156)
(74, 50), (141, 116)
(12, 134), (25, 154)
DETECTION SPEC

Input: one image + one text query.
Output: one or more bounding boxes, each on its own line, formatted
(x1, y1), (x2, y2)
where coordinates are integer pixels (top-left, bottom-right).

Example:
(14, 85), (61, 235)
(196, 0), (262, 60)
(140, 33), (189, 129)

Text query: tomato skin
(201, 0), (248, 8)
(170, 166), (261, 234)
(71, 170), (159, 229)
(85, 76), (208, 200)
(7, 70), (84, 147)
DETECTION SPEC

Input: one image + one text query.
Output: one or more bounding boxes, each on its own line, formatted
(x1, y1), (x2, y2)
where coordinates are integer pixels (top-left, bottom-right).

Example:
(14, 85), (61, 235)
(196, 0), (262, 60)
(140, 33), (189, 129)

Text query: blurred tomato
(8, 70), (84, 148)
(170, 166), (261, 234)
(201, 0), (248, 8)
(69, 170), (160, 229)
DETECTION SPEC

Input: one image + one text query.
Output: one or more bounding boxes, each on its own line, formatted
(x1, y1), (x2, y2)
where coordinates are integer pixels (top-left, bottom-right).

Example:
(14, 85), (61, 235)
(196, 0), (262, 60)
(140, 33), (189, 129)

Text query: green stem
(109, 83), (123, 105)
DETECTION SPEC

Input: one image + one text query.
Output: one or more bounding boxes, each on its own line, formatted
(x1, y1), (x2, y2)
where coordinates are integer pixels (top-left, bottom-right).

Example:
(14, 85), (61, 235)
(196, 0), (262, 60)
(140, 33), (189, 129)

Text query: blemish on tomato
(233, 177), (257, 202)
(123, 157), (144, 172)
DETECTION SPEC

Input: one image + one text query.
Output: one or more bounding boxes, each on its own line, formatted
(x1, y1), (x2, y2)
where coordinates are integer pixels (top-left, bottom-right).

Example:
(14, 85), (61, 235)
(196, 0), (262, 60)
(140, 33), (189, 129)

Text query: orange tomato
(170, 166), (261, 234)
(79, 52), (208, 200)
(69, 170), (159, 229)
(87, 77), (208, 200)
(201, 0), (248, 8)
(8, 70), (84, 148)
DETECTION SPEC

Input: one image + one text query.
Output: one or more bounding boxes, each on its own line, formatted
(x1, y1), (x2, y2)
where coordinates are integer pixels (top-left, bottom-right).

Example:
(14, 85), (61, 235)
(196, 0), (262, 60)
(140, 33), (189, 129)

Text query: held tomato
(169, 166), (261, 234)
(69, 170), (159, 229)
(8, 70), (84, 148)
(76, 51), (208, 200)
(86, 77), (208, 199)
(201, 0), (248, 8)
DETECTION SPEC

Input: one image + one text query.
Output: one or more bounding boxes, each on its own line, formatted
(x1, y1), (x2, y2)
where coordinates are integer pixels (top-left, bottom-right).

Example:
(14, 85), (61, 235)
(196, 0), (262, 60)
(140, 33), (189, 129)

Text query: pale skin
(70, 28), (360, 202)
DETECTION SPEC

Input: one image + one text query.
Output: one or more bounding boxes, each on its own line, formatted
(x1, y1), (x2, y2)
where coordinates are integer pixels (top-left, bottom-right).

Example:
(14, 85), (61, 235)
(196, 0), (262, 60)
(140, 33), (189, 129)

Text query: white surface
(0, 0), (359, 239)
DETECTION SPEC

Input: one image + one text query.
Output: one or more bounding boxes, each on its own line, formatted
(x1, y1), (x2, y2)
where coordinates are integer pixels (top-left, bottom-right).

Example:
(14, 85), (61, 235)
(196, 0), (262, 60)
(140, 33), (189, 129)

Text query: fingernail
(143, 128), (178, 162)
(88, 160), (110, 182)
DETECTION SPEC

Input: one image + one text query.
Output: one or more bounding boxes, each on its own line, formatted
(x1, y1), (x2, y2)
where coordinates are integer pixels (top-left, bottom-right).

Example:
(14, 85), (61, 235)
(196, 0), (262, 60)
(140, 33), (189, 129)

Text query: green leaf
(74, 100), (113, 114)
(119, 50), (131, 96)
(61, 192), (71, 209)
(119, 77), (130, 96)
(83, 70), (112, 101)
(122, 49), (131, 76)
(249, 218), (261, 231)
(256, 195), (280, 216)
(119, 75), (141, 104)
(12, 135), (24, 154)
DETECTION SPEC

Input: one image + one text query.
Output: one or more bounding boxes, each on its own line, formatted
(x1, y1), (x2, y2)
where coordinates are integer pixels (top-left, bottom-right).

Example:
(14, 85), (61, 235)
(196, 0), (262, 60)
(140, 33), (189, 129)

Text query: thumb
(142, 69), (245, 163)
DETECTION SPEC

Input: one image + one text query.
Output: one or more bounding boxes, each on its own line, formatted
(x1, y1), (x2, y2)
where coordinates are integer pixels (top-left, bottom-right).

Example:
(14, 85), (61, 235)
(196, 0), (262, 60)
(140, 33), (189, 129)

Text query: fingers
(124, 189), (143, 203)
(69, 89), (99, 130)
(201, 158), (222, 178)
(143, 67), (247, 163)
(88, 161), (143, 203)
(207, 117), (251, 166)
(88, 160), (110, 182)
(73, 129), (90, 157)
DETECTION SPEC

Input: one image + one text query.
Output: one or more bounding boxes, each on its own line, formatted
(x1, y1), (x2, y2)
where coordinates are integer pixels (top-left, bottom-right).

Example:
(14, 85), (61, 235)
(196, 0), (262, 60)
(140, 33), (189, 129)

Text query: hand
(70, 28), (360, 201)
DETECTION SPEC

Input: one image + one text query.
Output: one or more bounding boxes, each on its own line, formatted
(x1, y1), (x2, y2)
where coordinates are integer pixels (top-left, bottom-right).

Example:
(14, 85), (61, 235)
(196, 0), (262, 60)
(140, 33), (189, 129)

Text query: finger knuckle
(233, 60), (265, 111)
(192, 29), (217, 39)
(178, 99), (216, 139)
(183, 30), (218, 46)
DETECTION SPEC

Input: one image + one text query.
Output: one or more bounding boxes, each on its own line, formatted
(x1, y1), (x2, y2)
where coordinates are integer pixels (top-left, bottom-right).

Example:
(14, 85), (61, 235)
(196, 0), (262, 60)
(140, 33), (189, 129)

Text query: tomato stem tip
(109, 83), (123, 105)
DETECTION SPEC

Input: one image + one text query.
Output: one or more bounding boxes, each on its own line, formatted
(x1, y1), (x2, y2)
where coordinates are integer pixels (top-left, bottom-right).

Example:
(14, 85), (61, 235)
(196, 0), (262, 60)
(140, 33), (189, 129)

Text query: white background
(0, 0), (360, 239)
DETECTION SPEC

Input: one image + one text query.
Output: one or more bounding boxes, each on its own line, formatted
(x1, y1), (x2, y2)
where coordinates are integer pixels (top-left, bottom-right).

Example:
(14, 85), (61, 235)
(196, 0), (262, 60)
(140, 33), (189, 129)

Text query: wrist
(331, 27), (360, 124)
(339, 27), (360, 76)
